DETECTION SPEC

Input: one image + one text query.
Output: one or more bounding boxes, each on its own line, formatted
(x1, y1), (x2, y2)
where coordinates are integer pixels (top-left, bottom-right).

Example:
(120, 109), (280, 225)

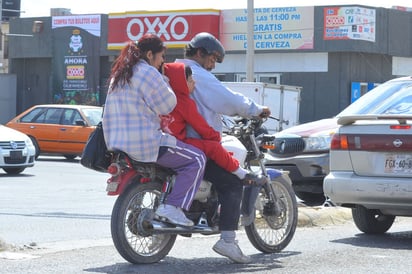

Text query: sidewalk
(298, 204), (352, 227)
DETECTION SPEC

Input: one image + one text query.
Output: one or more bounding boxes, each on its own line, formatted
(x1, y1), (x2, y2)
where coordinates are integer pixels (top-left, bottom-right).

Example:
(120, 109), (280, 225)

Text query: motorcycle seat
(110, 150), (175, 175)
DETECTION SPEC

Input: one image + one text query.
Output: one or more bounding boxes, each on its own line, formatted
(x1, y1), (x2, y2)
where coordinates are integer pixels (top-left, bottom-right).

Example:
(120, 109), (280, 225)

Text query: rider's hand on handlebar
(259, 107), (271, 119)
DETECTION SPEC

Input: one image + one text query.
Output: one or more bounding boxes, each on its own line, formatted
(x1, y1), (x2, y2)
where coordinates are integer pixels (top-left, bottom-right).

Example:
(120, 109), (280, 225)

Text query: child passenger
(161, 62), (266, 186)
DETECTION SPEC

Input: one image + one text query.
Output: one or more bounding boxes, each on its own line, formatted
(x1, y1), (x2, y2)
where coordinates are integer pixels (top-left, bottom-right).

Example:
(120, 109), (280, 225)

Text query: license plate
(10, 150), (23, 160)
(106, 182), (119, 192)
(384, 154), (412, 174)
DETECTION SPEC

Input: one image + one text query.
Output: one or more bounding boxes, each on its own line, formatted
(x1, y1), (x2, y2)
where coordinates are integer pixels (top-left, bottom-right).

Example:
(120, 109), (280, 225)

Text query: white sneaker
(155, 204), (194, 227)
(212, 239), (252, 264)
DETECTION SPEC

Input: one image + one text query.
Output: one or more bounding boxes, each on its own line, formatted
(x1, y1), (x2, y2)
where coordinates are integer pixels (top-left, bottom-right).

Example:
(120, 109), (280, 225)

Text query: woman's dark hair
(108, 34), (165, 90)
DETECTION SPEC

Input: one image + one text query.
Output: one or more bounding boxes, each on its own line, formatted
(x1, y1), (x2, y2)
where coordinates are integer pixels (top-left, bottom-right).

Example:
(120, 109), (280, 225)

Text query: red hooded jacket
(162, 63), (220, 142)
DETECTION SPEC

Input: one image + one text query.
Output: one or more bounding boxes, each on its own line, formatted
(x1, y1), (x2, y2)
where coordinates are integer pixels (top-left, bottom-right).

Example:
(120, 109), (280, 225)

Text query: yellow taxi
(6, 104), (103, 159)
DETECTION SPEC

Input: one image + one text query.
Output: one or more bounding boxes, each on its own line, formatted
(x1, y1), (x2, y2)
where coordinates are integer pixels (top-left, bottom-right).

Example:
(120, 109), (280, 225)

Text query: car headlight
(25, 138), (35, 148)
(302, 131), (334, 152)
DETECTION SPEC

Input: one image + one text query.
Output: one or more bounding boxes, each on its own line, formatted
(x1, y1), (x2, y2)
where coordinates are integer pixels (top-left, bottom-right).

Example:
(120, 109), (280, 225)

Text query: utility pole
(246, 0), (254, 82)
(0, 0), (3, 73)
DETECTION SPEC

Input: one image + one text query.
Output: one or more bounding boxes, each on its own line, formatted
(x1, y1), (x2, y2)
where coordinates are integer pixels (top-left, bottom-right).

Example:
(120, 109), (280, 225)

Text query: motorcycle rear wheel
(111, 181), (177, 264)
(245, 174), (298, 253)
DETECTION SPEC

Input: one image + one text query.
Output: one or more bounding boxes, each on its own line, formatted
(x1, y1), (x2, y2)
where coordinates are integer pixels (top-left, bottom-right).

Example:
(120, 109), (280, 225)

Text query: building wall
(0, 73), (16, 123)
(5, 6), (412, 123)
(12, 58), (51, 112)
(0, 22), (9, 73)
(281, 52), (393, 122)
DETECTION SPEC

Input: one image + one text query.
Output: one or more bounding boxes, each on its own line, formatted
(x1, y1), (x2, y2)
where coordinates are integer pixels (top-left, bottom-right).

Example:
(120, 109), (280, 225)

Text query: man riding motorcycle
(176, 32), (271, 263)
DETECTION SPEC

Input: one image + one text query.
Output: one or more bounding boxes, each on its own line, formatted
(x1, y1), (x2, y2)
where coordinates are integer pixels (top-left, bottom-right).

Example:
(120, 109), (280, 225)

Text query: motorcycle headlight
(302, 131), (334, 152)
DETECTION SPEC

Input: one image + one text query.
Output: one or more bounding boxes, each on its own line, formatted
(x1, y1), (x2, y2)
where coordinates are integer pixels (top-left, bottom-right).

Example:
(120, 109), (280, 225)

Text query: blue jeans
(156, 140), (206, 210)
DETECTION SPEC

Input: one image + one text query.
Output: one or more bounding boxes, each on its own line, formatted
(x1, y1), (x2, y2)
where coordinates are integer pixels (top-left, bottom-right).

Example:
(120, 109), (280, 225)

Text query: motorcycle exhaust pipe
(144, 219), (218, 235)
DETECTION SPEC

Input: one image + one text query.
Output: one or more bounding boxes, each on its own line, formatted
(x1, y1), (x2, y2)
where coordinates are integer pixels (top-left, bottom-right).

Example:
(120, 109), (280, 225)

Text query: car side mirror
(75, 120), (86, 126)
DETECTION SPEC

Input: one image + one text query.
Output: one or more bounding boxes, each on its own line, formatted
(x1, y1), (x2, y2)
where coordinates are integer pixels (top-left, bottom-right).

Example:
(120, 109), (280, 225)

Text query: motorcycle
(105, 116), (298, 264)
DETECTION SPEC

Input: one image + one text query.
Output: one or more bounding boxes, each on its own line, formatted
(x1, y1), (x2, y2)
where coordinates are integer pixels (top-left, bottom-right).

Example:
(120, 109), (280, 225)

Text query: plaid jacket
(103, 60), (177, 162)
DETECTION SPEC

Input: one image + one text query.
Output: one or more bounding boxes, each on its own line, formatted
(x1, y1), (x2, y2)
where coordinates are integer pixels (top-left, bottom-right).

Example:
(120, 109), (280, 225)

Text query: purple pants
(156, 140), (206, 210)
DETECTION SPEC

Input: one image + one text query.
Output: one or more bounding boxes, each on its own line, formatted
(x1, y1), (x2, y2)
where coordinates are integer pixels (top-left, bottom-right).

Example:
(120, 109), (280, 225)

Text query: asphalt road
(1, 157), (411, 273)
(0, 156), (349, 248)
(0, 156), (115, 247)
(1, 218), (412, 274)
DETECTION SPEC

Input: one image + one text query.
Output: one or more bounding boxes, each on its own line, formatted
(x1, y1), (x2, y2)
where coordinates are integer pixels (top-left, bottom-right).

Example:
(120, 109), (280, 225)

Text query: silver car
(266, 76), (412, 204)
(324, 113), (412, 234)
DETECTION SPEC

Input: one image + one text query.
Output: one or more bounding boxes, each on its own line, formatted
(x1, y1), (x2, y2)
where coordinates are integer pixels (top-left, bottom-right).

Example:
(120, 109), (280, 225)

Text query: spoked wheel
(111, 181), (177, 264)
(244, 174), (298, 253)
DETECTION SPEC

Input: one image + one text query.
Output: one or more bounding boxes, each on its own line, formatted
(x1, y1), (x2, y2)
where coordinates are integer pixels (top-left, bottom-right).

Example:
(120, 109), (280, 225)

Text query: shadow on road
(0, 173), (35, 178)
(331, 230), (412, 250)
(36, 156), (80, 163)
(84, 251), (301, 274)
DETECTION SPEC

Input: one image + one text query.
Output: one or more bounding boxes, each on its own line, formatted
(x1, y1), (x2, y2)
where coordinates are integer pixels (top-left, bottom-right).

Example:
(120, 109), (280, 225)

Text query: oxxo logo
(67, 65), (85, 79)
(325, 16), (345, 27)
(126, 15), (189, 41)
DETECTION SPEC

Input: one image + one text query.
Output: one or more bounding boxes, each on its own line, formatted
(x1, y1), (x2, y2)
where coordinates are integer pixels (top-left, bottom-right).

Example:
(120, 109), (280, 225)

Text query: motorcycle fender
(241, 169), (284, 225)
(266, 168), (282, 180)
(107, 169), (138, 196)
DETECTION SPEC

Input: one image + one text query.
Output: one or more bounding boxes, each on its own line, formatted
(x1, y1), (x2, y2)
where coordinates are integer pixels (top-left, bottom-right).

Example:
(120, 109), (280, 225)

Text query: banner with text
(323, 6), (375, 41)
(108, 10), (220, 49)
(220, 6), (314, 51)
(52, 15), (101, 105)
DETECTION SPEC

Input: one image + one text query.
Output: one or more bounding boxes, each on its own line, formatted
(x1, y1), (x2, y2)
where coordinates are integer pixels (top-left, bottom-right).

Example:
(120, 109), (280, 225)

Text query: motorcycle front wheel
(111, 181), (177, 264)
(245, 174), (298, 253)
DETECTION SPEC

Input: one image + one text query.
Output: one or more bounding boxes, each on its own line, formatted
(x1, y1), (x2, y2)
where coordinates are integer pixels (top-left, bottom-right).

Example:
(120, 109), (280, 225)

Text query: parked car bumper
(324, 171), (412, 215)
(0, 147), (36, 168)
(265, 152), (329, 193)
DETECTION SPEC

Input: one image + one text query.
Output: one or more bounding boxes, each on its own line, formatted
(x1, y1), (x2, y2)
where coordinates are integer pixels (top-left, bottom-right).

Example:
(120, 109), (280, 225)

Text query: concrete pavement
(297, 205), (352, 227)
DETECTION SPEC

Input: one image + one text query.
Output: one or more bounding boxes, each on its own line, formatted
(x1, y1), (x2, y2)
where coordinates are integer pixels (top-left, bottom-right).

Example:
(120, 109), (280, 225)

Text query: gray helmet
(188, 32), (225, 63)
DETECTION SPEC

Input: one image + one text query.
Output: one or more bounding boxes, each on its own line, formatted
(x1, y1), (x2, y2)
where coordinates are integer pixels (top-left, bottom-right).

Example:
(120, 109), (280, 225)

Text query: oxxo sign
(108, 10), (220, 50)
(126, 16), (189, 41)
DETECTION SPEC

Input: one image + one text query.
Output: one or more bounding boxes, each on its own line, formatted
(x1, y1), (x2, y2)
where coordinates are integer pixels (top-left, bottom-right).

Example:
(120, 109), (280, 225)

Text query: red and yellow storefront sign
(108, 9), (220, 49)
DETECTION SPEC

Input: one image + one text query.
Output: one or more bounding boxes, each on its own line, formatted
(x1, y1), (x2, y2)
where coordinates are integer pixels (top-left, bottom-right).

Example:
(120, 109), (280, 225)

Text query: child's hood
(163, 63), (189, 97)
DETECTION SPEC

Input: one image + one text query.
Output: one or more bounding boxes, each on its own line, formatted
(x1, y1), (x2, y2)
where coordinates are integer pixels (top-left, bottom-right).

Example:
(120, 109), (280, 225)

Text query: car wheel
(29, 136), (40, 159)
(64, 155), (77, 160)
(352, 205), (395, 234)
(3, 167), (25, 174)
(295, 191), (326, 205)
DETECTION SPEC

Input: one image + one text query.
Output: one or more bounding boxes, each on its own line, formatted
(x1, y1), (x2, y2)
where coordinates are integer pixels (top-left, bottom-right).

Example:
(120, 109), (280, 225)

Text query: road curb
(298, 206), (352, 227)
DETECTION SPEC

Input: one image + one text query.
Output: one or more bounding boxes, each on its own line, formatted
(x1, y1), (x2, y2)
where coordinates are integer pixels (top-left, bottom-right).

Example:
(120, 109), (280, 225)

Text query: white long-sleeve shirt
(175, 58), (265, 138)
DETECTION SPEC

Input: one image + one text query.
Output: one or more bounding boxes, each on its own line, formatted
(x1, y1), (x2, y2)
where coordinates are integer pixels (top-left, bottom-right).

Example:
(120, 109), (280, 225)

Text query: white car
(324, 114), (412, 234)
(0, 125), (36, 174)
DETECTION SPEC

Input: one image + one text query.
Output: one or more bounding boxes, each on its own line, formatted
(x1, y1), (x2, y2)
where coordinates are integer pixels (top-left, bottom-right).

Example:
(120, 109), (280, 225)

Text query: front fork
(241, 133), (284, 225)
